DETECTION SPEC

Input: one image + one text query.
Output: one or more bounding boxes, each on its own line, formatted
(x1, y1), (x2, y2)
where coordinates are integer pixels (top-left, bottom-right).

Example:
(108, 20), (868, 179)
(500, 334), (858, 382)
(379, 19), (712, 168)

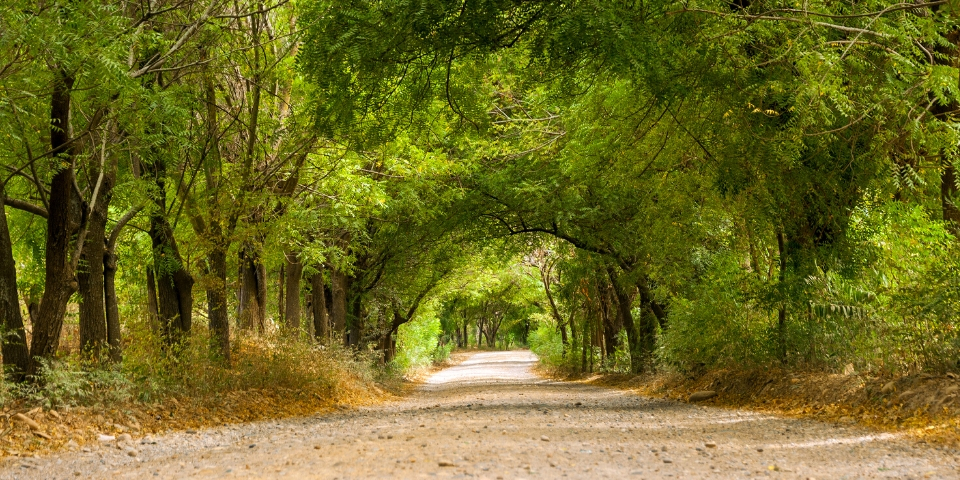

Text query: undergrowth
(1, 324), (390, 411)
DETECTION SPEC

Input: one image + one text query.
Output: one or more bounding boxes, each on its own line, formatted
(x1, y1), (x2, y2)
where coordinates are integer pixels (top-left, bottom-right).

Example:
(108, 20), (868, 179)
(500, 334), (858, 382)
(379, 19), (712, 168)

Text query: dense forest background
(1, 0), (960, 408)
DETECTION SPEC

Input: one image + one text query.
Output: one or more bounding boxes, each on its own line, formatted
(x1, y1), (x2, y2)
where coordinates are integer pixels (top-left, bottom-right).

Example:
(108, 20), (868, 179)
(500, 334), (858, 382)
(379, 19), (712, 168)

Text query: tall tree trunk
(607, 267), (643, 374)
(199, 54), (230, 363)
(77, 155), (115, 359)
(145, 266), (160, 334)
(330, 268), (348, 342)
(0, 192), (29, 380)
(599, 281), (620, 361)
(310, 271), (329, 341)
(776, 229), (788, 363)
(284, 251), (303, 335)
(238, 244), (266, 332)
(102, 204), (143, 363)
(29, 70), (82, 376)
(103, 251), (121, 362)
(277, 263), (285, 326)
(206, 244), (231, 364)
(150, 221), (195, 348)
(348, 292), (362, 347)
(930, 19), (960, 236)
(580, 317), (587, 373)
(148, 157), (194, 348)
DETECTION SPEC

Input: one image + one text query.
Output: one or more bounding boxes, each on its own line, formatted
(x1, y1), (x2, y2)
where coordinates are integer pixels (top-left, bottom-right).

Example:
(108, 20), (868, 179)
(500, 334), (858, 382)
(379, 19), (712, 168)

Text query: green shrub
(528, 317), (564, 366)
(393, 311), (443, 371)
(21, 358), (133, 409)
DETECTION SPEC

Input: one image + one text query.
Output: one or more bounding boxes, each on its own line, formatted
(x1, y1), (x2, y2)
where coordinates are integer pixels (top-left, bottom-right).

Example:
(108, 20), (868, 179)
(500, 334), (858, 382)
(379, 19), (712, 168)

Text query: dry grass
(554, 367), (960, 447)
(0, 334), (395, 458)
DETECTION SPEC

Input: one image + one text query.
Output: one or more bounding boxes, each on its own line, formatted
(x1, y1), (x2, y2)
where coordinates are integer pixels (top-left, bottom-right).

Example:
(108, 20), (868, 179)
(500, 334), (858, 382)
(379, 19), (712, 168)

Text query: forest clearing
(4, 0), (960, 477)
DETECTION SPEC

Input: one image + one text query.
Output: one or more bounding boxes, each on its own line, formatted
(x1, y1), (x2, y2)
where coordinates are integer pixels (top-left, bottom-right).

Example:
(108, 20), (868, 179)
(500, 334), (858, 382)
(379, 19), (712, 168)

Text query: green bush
(528, 316), (564, 366)
(20, 358), (133, 409)
(393, 311), (444, 371)
(658, 252), (775, 371)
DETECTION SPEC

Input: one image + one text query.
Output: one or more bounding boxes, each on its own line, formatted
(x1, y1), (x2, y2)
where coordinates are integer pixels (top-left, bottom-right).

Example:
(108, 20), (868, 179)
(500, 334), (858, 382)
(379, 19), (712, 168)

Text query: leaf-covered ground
(573, 367), (960, 448)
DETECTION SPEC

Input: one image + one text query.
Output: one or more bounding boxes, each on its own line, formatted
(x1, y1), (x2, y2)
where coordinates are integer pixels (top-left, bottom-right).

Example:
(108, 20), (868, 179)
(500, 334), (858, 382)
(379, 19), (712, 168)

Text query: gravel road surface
(2, 350), (958, 479)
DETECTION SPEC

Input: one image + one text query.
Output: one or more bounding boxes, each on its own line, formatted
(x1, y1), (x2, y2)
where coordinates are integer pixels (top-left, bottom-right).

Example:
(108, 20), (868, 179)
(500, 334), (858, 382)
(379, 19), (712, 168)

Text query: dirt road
(3, 350), (959, 479)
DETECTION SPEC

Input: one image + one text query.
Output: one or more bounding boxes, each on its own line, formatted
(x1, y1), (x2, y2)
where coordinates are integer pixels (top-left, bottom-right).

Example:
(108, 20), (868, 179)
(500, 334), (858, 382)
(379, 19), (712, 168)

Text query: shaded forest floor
(562, 366), (960, 448)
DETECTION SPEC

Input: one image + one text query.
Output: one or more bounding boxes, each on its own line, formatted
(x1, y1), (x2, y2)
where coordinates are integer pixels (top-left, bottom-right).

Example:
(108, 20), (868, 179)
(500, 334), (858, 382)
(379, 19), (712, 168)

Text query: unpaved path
(3, 350), (959, 479)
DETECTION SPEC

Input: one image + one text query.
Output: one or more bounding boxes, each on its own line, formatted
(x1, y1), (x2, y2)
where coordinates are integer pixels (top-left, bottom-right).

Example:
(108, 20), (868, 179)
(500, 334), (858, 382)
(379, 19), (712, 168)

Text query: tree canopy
(1, 0), (960, 386)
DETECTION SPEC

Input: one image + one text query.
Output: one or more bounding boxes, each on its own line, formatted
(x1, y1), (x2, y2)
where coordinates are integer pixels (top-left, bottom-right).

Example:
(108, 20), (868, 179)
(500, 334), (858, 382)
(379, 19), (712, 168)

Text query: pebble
(98, 434), (116, 443)
(540, 435), (550, 442)
(117, 433), (132, 443)
(705, 442), (716, 448)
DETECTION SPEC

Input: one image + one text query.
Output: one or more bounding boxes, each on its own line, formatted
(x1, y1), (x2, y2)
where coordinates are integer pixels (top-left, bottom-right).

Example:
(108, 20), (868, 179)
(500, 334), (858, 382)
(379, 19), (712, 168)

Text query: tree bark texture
(599, 282), (620, 360)
(150, 216), (195, 348)
(0, 193), (30, 380)
(310, 271), (329, 341)
(206, 245), (231, 364)
(103, 251), (122, 362)
(330, 268), (348, 342)
(348, 293), (362, 347)
(77, 155), (115, 358)
(608, 267), (643, 374)
(283, 251), (303, 334)
(29, 70), (83, 376)
(238, 244), (266, 332)
(145, 266), (160, 334)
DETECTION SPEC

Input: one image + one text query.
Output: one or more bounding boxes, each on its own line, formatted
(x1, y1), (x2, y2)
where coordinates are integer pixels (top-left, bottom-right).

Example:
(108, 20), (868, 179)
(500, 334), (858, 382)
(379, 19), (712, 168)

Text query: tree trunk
(931, 22), (960, 236)
(78, 156), (114, 359)
(29, 70), (82, 376)
(348, 292), (362, 347)
(0, 192), (30, 380)
(206, 244), (231, 364)
(277, 263), (285, 326)
(283, 251), (303, 335)
(146, 266), (160, 334)
(608, 267), (643, 374)
(77, 215), (107, 358)
(103, 251), (121, 362)
(599, 282), (620, 360)
(310, 271), (329, 341)
(777, 230), (788, 363)
(238, 244), (266, 332)
(580, 317), (587, 373)
(330, 268), (348, 342)
(150, 214), (194, 348)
